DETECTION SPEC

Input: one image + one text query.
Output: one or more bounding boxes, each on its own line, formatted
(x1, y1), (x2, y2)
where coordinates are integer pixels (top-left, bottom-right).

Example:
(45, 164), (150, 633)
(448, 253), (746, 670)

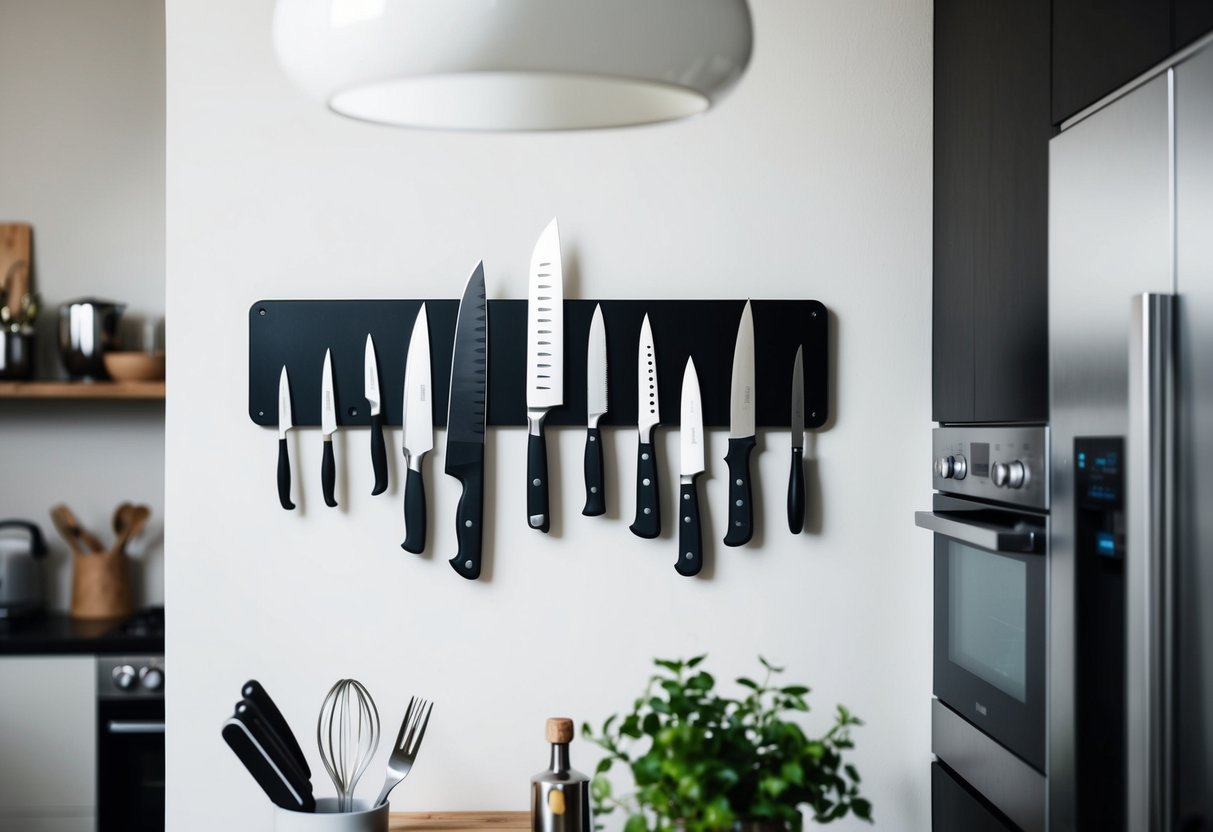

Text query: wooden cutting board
(0, 223), (32, 320)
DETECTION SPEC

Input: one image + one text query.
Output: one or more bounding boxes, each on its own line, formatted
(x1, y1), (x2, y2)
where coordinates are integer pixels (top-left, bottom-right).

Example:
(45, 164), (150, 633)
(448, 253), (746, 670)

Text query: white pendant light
(272, 0), (753, 131)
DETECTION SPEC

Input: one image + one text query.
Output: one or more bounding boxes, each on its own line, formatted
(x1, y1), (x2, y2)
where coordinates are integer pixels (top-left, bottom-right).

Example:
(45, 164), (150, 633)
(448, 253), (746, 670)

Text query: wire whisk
(317, 678), (380, 812)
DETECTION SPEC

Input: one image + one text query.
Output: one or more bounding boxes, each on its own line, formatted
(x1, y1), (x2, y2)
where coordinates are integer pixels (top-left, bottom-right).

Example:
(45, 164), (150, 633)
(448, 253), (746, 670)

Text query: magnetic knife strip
(248, 299), (828, 430)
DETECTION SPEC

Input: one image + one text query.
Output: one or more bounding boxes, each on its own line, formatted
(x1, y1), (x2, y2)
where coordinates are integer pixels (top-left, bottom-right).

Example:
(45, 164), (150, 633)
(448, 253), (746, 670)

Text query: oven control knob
(935, 454), (967, 480)
(112, 665), (138, 691)
(992, 460), (1027, 489)
(139, 665), (164, 692)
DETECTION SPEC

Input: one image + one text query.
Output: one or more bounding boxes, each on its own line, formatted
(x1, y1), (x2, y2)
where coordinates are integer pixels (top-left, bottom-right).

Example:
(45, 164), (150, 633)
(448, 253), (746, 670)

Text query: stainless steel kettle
(0, 520), (47, 618)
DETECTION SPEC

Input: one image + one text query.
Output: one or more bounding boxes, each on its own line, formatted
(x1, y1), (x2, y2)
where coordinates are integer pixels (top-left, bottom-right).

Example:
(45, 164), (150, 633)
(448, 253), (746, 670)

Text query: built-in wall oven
(916, 425), (1049, 832)
(97, 654), (165, 832)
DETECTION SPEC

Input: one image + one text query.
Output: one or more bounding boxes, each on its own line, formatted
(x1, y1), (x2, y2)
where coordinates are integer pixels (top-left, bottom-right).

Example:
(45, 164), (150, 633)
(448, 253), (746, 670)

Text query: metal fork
(373, 697), (434, 807)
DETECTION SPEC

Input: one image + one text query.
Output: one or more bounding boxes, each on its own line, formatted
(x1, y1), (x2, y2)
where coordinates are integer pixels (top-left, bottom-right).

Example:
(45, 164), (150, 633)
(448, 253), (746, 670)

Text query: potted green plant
(582, 656), (871, 832)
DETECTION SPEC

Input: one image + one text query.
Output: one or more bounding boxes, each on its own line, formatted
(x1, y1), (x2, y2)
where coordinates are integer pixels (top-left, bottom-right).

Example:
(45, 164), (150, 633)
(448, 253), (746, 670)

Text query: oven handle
(106, 720), (166, 735)
(914, 511), (1043, 554)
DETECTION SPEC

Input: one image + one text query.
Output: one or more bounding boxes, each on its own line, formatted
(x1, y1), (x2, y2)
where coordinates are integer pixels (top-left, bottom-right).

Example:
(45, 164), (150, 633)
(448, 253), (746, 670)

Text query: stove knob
(112, 665), (138, 691)
(139, 665), (164, 692)
(992, 460), (1027, 489)
(935, 455), (967, 480)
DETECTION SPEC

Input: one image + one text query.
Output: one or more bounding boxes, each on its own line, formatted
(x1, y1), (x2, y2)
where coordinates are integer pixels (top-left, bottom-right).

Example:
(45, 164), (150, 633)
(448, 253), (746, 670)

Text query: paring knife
(401, 303), (433, 554)
(583, 303), (608, 517)
(240, 679), (310, 780)
(629, 314), (661, 539)
(724, 300), (756, 547)
(677, 357), (705, 577)
(446, 263), (489, 580)
(320, 348), (338, 508)
(222, 707), (315, 812)
(365, 334), (388, 496)
(277, 366), (295, 510)
(788, 345), (806, 534)
(525, 218), (564, 533)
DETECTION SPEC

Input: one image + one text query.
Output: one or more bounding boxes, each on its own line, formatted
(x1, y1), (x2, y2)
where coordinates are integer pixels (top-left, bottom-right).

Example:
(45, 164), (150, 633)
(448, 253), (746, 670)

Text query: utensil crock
(274, 799), (388, 832)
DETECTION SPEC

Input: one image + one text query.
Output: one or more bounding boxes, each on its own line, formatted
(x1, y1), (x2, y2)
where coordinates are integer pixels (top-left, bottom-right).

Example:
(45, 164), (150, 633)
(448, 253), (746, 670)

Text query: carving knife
(525, 218), (564, 533)
(445, 263), (489, 580)
(320, 348), (338, 508)
(677, 357), (705, 577)
(276, 366), (295, 510)
(723, 300), (756, 547)
(788, 345), (806, 534)
(365, 334), (388, 495)
(582, 303), (608, 516)
(401, 303), (433, 554)
(629, 313), (661, 539)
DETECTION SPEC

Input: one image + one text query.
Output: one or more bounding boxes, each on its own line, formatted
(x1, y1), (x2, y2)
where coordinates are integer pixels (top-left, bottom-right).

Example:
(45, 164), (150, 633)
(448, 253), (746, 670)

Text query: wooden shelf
(0, 381), (164, 400)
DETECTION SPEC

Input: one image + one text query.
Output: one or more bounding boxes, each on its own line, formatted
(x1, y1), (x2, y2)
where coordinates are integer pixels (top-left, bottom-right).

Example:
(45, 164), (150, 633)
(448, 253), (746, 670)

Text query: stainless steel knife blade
(790, 345), (805, 449)
(637, 314), (660, 443)
(681, 358), (705, 476)
(525, 217), (564, 533)
(403, 303), (434, 459)
(364, 334), (381, 417)
(586, 303), (608, 428)
(321, 349), (337, 438)
(276, 365), (295, 510)
(787, 344), (806, 534)
(366, 333), (389, 495)
(629, 313), (662, 538)
(728, 300), (755, 440)
(278, 366), (293, 440)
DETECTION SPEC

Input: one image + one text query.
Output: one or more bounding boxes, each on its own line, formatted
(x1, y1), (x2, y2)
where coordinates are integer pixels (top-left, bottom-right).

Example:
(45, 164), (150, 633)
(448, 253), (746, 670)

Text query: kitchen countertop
(388, 812), (529, 831)
(0, 611), (163, 656)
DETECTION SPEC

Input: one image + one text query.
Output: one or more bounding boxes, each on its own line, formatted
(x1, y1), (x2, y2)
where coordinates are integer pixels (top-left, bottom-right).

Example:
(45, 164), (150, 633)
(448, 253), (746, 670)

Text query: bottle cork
(545, 717), (574, 744)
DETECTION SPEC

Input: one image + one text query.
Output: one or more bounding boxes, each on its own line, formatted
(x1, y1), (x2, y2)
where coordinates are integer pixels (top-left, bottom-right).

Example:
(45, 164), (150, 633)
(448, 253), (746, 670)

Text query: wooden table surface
(388, 812), (529, 831)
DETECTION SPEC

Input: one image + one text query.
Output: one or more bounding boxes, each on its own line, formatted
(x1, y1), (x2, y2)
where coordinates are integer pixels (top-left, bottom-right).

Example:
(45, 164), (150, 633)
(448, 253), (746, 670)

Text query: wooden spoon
(54, 504), (106, 554)
(111, 504), (151, 557)
(49, 504), (85, 557)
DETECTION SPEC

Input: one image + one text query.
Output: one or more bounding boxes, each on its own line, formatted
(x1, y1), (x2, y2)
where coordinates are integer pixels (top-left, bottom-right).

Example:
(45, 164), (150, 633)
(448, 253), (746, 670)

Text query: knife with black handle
(401, 304), (434, 554)
(222, 709), (315, 812)
(583, 304), (608, 516)
(525, 218), (564, 534)
(365, 334), (388, 496)
(788, 345), (806, 534)
(276, 366), (295, 511)
(241, 679), (309, 779)
(321, 440), (336, 508)
(724, 300), (756, 547)
(630, 314), (661, 539)
(448, 460), (485, 581)
(677, 475), (704, 577)
(320, 348), (338, 508)
(676, 358), (705, 577)
(234, 699), (311, 793)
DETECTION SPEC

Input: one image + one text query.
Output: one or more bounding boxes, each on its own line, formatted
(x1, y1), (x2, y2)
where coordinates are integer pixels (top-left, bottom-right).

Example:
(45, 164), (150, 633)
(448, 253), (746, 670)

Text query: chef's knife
(320, 349), (338, 508)
(629, 314), (661, 539)
(222, 708), (315, 812)
(723, 300), (756, 547)
(401, 303), (433, 554)
(277, 366), (295, 511)
(526, 218), (564, 533)
(241, 679), (310, 780)
(365, 334), (388, 496)
(788, 345), (806, 534)
(677, 357), (705, 577)
(233, 699), (312, 794)
(446, 263), (489, 580)
(583, 303), (608, 517)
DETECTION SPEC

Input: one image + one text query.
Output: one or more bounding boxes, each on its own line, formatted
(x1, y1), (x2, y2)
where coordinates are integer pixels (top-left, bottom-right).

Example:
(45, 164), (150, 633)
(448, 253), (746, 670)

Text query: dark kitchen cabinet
(1053, 1), (1213, 125)
(934, 0), (1051, 424)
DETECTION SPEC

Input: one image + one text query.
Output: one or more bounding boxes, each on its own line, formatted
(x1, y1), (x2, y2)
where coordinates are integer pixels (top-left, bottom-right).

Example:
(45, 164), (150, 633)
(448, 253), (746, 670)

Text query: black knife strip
(249, 299), (828, 430)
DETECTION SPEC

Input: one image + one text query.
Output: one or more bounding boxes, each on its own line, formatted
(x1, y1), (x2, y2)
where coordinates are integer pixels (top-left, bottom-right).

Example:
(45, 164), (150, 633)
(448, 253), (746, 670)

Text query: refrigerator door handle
(1127, 292), (1176, 832)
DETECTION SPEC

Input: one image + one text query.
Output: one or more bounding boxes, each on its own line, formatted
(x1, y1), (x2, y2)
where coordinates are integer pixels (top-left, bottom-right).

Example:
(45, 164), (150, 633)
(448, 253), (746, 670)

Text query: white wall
(0, 0), (165, 608)
(166, 2), (933, 830)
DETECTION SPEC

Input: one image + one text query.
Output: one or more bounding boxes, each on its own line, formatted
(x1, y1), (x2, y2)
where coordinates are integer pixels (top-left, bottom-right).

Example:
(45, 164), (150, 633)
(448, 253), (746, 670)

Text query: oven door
(97, 697), (165, 832)
(918, 494), (1047, 773)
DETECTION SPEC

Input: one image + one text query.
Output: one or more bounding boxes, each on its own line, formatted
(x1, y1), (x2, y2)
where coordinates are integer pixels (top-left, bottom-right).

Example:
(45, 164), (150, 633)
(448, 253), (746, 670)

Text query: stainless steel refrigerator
(1050, 31), (1213, 832)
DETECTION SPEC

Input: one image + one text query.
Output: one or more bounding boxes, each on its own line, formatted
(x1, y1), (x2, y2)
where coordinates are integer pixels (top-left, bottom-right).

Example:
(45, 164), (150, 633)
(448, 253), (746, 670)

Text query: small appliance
(0, 519), (47, 618)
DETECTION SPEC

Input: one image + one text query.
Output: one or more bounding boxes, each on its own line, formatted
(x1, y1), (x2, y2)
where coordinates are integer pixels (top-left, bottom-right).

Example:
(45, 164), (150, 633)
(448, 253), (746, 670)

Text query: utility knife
(277, 366), (295, 510)
(677, 357), (705, 577)
(401, 303), (433, 554)
(629, 314), (661, 539)
(788, 345), (806, 534)
(446, 264), (489, 580)
(525, 218), (564, 533)
(724, 300), (756, 546)
(320, 348), (338, 508)
(583, 303), (608, 516)
(365, 333), (388, 496)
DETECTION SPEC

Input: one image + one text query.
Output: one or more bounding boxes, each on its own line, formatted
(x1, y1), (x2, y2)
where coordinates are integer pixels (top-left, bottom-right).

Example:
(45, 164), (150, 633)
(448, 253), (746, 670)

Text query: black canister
(58, 298), (125, 379)
(531, 718), (591, 832)
(0, 329), (34, 379)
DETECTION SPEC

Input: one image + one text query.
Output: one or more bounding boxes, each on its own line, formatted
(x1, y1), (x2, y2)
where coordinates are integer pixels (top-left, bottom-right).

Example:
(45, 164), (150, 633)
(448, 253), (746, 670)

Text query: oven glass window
(948, 541), (1028, 702)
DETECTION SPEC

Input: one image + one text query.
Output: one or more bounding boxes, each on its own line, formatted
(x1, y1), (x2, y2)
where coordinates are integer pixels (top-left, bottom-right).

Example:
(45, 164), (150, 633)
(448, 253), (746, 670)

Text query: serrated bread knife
(365, 333), (388, 495)
(320, 348), (338, 508)
(276, 366), (295, 510)
(525, 218), (564, 533)
(677, 357), (705, 577)
(401, 303), (433, 554)
(583, 303), (608, 516)
(629, 314), (661, 539)
(723, 300), (756, 546)
(446, 264), (489, 580)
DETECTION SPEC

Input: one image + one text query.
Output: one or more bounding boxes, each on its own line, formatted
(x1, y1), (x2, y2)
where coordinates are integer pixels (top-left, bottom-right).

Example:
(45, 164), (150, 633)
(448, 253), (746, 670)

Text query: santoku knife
(583, 303), (608, 517)
(320, 348), (338, 508)
(677, 357), (705, 577)
(365, 333), (388, 496)
(525, 218), (564, 533)
(788, 345), (806, 534)
(629, 314), (662, 539)
(724, 300), (756, 547)
(277, 366), (295, 510)
(445, 264), (489, 580)
(401, 303), (433, 554)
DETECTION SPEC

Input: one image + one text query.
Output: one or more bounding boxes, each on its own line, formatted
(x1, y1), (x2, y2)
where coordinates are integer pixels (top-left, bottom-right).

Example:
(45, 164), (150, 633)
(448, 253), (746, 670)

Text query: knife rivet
(465, 520), (473, 528)
(590, 487), (598, 493)
(683, 493), (689, 500)
(590, 436), (597, 443)
(685, 552), (693, 559)
(735, 499), (743, 507)
(642, 453), (650, 460)
(465, 559), (473, 569)
(644, 508), (652, 515)
(643, 478), (651, 486)
(735, 478), (742, 486)
(684, 516), (691, 523)
(258, 410), (264, 417)
(532, 478), (542, 487)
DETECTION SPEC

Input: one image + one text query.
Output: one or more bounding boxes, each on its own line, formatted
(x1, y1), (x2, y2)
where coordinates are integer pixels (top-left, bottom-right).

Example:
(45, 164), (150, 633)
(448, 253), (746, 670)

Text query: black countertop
(0, 611), (163, 656)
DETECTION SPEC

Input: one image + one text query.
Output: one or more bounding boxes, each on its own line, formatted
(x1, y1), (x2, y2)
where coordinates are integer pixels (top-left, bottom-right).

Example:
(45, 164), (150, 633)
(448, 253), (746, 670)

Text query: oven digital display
(970, 442), (990, 478)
